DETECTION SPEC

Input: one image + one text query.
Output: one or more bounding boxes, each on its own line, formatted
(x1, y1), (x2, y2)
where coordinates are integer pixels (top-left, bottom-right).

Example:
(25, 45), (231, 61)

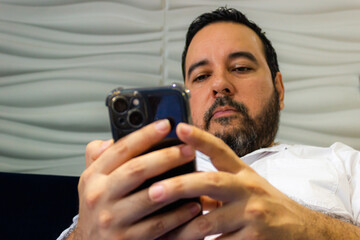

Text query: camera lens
(117, 117), (126, 127)
(128, 110), (144, 127)
(113, 97), (128, 113)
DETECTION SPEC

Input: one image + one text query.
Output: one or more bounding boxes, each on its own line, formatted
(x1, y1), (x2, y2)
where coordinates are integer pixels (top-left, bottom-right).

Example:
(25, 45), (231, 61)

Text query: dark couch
(0, 172), (79, 240)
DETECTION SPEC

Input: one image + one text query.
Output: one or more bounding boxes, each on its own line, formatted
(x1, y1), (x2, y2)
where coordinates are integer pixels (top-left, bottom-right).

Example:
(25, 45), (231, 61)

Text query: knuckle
(195, 216), (214, 236)
(215, 137), (227, 150)
(125, 160), (145, 178)
(213, 138), (232, 157)
(78, 168), (94, 191)
(161, 147), (180, 161)
(97, 209), (114, 229)
(85, 189), (102, 209)
(246, 181), (269, 196)
(85, 140), (99, 153)
(170, 177), (185, 195)
(247, 208), (266, 221)
(164, 147), (177, 157)
(149, 219), (166, 237)
(206, 172), (223, 190)
(114, 140), (129, 156)
(82, 180), (106, 209)
(85, 140), (101, 160)
(245, 202), (268, 221)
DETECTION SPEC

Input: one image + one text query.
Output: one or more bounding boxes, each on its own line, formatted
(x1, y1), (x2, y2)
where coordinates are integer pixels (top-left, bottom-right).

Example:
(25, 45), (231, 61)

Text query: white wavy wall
(0, 0), (359, 176)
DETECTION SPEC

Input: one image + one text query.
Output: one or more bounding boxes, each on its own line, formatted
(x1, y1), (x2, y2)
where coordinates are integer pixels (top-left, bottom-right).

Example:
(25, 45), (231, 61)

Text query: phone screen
(148, 94), (182, 139)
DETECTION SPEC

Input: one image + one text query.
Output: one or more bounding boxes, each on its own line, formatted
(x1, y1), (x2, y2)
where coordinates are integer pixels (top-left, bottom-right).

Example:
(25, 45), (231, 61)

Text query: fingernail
(149, 184), (164, 201)
(155, 119), (170, 132)
(189, 203), (201, 215)
(100, 139), (113, 152)
(179, 123), (192, 136)
(181, 145), (195, 157)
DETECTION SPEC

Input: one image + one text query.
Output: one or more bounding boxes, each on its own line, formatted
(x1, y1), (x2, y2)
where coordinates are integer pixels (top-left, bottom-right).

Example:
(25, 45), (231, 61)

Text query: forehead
(185, 22), (266, 72)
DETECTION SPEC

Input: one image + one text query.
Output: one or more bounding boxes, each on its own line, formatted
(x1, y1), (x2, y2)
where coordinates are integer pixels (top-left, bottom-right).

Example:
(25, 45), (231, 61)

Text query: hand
(85, 139), (113, 168)
(149, 123), (308, 239)
(73, 120), (201, 240)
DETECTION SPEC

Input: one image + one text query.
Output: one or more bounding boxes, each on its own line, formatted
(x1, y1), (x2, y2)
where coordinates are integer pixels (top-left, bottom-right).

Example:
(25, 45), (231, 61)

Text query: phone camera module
(113, 97), (129, 113)
(132, 98), (140, 106)
(117, 117), (126, 127)
(128, 110), (144, 127)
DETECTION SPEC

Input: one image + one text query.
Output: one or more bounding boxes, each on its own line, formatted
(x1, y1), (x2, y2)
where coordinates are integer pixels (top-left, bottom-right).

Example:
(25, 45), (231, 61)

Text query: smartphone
(106, 83), (199, 216)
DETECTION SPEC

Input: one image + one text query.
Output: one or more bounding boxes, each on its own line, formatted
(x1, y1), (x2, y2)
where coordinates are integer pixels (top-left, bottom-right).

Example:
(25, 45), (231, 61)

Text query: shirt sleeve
(334, 142), (360, 225)
(348, 149), (360, 225)
(57, 215), (78, 240)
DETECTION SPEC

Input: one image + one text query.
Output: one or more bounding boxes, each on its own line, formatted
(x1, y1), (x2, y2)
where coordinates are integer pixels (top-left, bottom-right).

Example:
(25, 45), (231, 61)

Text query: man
(60, 7), (360, 239)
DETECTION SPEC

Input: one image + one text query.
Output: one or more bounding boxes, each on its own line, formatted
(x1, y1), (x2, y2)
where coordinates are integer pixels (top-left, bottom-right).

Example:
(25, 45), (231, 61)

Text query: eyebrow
(187, 59), (209, 80)
(228, 51), (259, 65)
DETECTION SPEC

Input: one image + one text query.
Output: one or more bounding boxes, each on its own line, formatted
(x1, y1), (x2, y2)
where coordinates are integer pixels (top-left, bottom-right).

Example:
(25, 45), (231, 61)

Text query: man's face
(184, 22), (284, 156)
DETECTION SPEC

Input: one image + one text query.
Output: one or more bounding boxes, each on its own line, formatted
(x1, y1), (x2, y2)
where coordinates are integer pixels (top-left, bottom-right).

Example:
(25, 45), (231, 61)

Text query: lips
(203, 96), (249, 131)
(212, 106), (239, 119)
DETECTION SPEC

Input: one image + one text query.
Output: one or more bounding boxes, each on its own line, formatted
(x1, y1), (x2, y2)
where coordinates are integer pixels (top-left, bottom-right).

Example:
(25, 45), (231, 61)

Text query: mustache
(203, 96), (250, 130)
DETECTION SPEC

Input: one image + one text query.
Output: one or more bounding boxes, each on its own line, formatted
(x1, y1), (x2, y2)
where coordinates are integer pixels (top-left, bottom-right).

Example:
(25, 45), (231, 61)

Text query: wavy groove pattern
(0, 0), (359, 176)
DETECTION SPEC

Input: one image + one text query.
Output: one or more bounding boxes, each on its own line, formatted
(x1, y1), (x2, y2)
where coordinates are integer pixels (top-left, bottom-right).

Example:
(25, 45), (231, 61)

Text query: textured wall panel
(0, 0), (359, 176)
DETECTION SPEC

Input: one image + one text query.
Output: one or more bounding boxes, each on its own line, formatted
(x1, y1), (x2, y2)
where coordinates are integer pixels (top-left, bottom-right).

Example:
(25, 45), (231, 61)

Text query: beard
(202, 90), (280, 157)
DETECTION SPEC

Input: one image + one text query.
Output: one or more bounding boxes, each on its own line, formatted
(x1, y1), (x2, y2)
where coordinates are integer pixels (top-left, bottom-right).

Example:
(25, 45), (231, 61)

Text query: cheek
(241, 79), (274, 118)
(189, 97), (203, 127)
(189, 90), (208, 128)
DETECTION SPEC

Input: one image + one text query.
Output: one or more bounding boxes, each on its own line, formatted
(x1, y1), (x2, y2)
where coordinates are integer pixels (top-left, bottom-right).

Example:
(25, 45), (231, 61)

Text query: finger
(91, 119), (171, 174)
(170, 202), (245, 240)
(176, 123), (246, 173)
(125, 202), (201, 240)
(149, 171), (247, 204)
(85, 139), (113, 168)
(201, 196), (222, 211)
(106, 144), (195, 200)
(111, 181), (198, 225)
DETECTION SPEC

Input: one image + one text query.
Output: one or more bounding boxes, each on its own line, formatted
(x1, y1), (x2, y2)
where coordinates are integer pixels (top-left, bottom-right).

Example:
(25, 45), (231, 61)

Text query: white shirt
(58, 142), (360, 239)
(197, 142), (360, 225)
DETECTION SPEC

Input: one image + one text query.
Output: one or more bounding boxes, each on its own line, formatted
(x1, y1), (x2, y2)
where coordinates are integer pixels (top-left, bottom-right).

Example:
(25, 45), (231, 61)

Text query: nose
(212, 74), (235, 98)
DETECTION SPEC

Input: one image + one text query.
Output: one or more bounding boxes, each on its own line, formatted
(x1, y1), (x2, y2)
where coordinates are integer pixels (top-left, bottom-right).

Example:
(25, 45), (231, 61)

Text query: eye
(232, 66), (252, 73)
(193, 74), (210, 83)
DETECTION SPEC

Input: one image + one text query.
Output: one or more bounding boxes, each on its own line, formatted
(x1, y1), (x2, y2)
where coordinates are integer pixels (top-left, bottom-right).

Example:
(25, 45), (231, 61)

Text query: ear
(274, 72), (285, 110)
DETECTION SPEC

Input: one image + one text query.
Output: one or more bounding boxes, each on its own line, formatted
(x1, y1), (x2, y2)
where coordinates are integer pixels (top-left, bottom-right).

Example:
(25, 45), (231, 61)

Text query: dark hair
(181, 7), (279, 82)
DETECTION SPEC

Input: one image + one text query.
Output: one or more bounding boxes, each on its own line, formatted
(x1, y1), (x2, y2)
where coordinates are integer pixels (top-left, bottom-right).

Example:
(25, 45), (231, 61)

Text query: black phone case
(106, 83), (200, 217)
